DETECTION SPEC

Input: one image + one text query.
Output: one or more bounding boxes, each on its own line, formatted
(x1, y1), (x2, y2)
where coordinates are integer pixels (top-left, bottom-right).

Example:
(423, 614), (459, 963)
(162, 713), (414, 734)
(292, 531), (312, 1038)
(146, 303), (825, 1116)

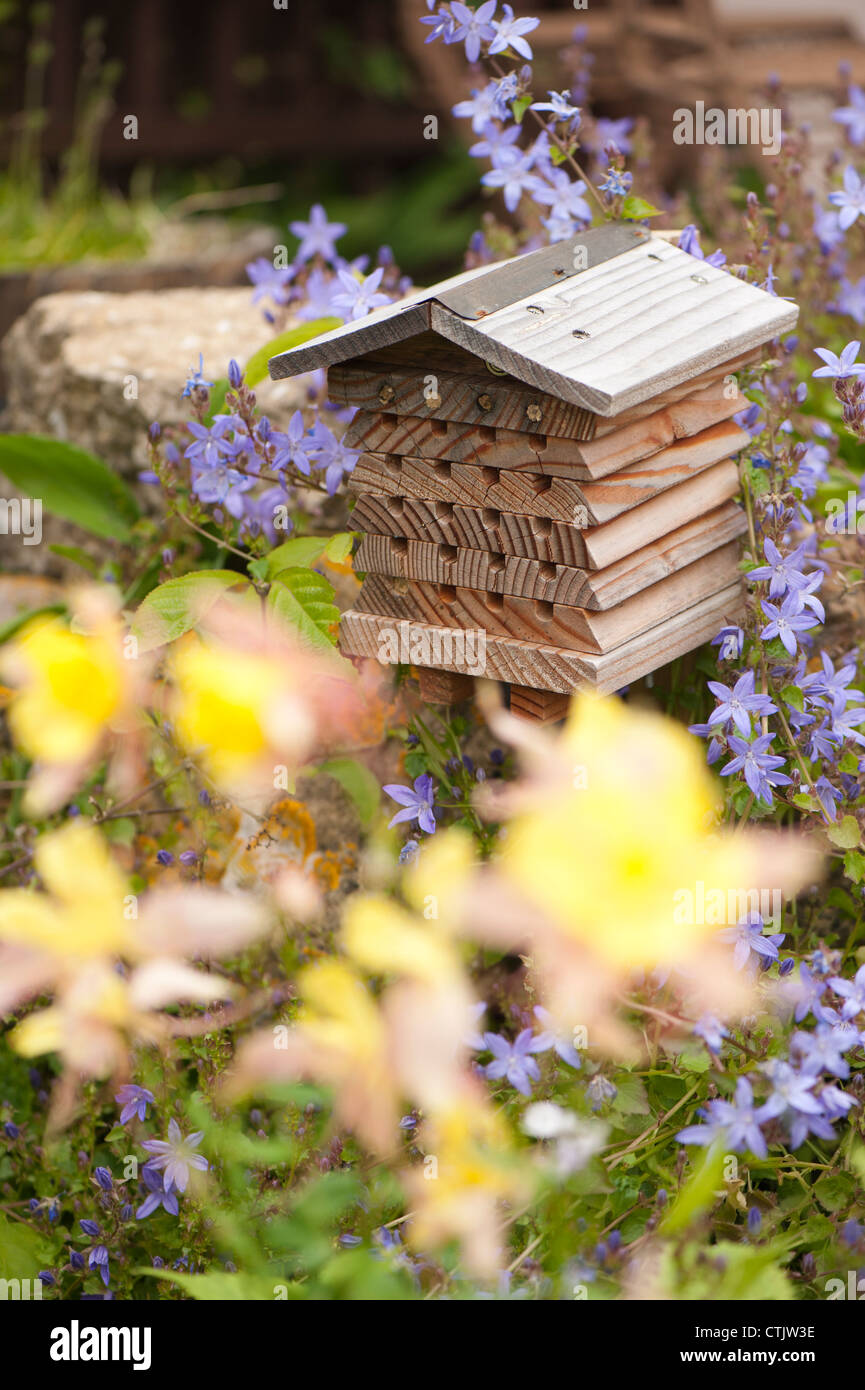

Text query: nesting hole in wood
(487, 553), (507, 574)
(531, 516), (553, 538)
(526, 305), (545, 316)
(434, 501), (454, 523)
(527, 432), (547, 452)
(486, 591), (504, 613)
(391, 536), (409, 555)
(481, 466), (498, 487)
(381, 412), (397, 427)
(571, 329), (590, 340)
(384, 453), (402, 474)
(538, 561), (557, 580)
(432, 460), (452, 480)
(388, 496), (406, 517)
(440, 544), (458, 564)
(534, 600), (554, 622)
(530, 475), (552, 495)
(482, 507), (501, 529)
(436, 584), (456, 603)
(478, 425), (497, 443)
(429, 419), (449, 438)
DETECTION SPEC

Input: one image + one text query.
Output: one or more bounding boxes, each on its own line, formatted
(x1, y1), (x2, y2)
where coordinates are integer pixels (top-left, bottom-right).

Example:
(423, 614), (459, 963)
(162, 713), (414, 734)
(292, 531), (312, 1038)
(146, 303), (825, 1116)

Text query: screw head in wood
(526, 402), (543, 423)
(477, 393), (493, 411)
(378, 384), (395, 404)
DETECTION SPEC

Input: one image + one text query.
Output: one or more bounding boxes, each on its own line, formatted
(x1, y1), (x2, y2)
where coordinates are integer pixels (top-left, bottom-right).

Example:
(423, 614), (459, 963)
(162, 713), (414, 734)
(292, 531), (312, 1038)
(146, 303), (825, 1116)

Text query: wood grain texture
(417, 667), (474, 703)
(354, 543), (739, 655)
(329, 345), (758, 441)
(355, 501), (747, 609)
(343, 383), (746, 480)
(509, 686), (570, 724)
(350, 460), (740, 570)
(329, 357), (598, 440)
(427, 239), (797, 414)
(349, 420), (748, 525)
(339, 581), (746, 693)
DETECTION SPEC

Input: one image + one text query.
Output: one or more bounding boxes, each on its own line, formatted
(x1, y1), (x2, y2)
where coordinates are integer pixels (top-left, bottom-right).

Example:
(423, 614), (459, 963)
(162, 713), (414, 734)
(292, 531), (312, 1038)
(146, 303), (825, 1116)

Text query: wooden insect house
(269, 226), (797, 722)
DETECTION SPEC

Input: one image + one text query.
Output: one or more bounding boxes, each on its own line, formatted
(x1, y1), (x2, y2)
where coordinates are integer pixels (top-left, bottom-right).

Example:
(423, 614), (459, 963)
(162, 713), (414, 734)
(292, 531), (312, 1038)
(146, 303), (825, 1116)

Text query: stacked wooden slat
(333, 350), (750, 718)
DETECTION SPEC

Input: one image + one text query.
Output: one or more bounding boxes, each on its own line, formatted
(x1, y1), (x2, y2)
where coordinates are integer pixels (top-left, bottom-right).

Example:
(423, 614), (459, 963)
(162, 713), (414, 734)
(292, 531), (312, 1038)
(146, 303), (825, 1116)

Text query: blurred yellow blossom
(1, 588), (147, 813)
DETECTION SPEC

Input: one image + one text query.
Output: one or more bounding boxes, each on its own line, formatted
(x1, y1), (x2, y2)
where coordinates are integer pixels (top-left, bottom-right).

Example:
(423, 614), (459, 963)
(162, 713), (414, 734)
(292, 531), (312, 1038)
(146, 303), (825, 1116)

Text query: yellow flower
(341, 894), (460, 984)
(499, 693), (791, 969)
(0, 821), (131, 959)
(169, 636), (314, 790)
(4, 616), (124, 765)
(408, 1097), (531, 1277)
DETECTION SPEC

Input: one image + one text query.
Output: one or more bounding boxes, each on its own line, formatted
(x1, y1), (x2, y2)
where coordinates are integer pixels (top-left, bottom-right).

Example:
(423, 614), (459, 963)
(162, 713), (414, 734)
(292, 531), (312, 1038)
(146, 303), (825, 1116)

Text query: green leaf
(0, 436), (139, 541)
(844, 850), (865, 884)
(0, 603), (66, 646)
(324, 532), (355, 564)
(610, 1074), (650, 1117)
(203, 377), (229, 426)
(0, 1213), (52, 1280)
(311, 757), (380, 826)
(264, 536), (331, 578)
(622, 195), (663, 221)
(267, 568), (340, 650)
(511, 94), (532, 123)
(131, 570), (249, 652)
(246, 319), (341, 388)
(780, 684), (804, 712)
(47, 544), (101, 576)
(828, 814), (861, 850)
(660, 1143), (726, 1235)
(135, 1267), (278, 1300)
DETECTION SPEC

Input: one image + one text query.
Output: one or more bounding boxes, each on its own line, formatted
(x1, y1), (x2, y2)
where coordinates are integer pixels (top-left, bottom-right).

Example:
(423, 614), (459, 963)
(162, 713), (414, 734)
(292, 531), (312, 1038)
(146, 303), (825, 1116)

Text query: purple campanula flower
(136, 1166), (180, 1220)
(79, 1220), (100, 1238)
(227, 358), (243, 389)
(828, 963), (865, 1020)
(711, 625), (745, 661)
(532, 1006), (582, 1068)
(812, 338), (865, 378)
(693, 1014), (729, 1054)
(383, 774), (437, 835)
(449, 0), (498, 62)
(482, 151), (543, 215)
(483, 1029), (547, 1096)
(718, 913), (784, 972)
(748, 537), (810, 598)
(453, 83), (509, 133)
(296, 267), (342, 323)
(760, 596), (819, 657)
(829, 168), (865, 230)
(792, 1024), (851, 1079)
(530, 90), (581, 131)
(93, 1167), (113, 1191)
(313, 426), (362, 495)
(720, 733), (792, 804)
(677, 1076), (768, 1158)
(115, 1084), (155, 1125)
(330, 266), (391, 322)
(489, 4), (539, 60)
(707, 669), (776, 737)
(88, 1245), (110, 1287)
(181, 353), (213, 399)
(289, 204), (346, 263)
(833, 85), (865, 145)
(184, 416), (233, 469)
(3, 1121), (19, 1139)
(246, 257), (294, 306)
(141, 1119), (208, 1193)
(156, 850), (174, 867)
(757, 1060), (823, 1122)
(747, 1206), (762, 1234)
(271, 409), (321, 477)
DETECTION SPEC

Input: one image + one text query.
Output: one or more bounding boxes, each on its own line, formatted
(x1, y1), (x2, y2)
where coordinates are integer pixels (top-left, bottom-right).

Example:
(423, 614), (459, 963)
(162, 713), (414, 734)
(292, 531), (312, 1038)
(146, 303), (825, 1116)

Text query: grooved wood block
(343, 383), (745, 480)
(351, 460), (739, 569)
(355, 501), (747, 609)
(509, 686), (571, 724)
(339, 581), (745, 694)
(417, 668), (474, 703)
(349, 420), (748, 525)
(354, 542), (739, 655)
